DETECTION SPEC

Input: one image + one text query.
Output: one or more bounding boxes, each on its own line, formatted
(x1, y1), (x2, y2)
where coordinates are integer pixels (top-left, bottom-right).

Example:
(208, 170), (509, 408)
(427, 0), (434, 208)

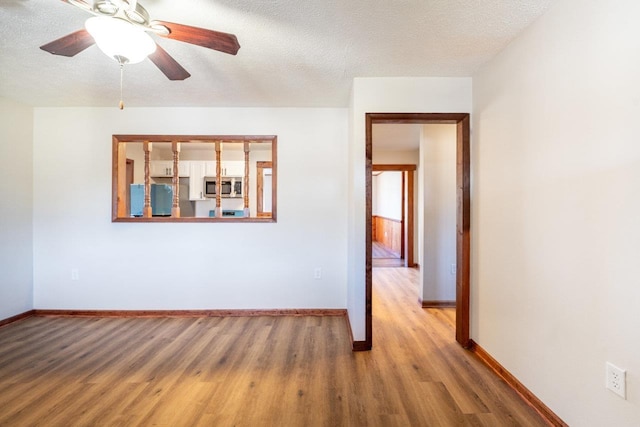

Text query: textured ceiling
(0, 0), (553, 108)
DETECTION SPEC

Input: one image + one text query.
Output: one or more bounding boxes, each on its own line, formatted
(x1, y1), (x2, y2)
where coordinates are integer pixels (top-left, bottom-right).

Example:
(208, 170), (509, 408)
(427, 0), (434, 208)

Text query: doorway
(365, 113), (470, 349)
(371, 165), (416, 268)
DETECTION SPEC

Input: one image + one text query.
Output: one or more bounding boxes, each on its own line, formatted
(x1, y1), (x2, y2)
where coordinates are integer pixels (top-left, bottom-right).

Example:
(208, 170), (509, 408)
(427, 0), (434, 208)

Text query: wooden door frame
(256, 161), (273, 218)
(365, 113), (471, 349)
(372, 165), (416, 267)
(125, 159), (134, 218)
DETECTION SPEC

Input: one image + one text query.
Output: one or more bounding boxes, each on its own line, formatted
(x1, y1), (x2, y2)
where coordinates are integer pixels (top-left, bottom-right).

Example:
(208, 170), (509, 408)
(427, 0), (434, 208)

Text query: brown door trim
(125, 159), (134, 218)
(256, 161), (273, 218)
(365, 113), (471, 350)
(406, 169), (414, 268)
(372, 164), (416, 267)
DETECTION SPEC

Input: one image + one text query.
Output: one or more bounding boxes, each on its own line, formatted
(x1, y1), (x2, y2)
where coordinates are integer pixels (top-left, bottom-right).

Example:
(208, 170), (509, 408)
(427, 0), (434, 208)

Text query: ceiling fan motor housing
(95, 0), (150, 26)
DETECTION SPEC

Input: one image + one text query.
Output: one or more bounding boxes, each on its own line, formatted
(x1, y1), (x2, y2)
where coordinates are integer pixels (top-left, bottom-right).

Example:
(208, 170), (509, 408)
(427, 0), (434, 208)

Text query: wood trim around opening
(344, 313), (370, 351)
(256, 161), (273, 218)
(365, 113), (471, 351)
(455, 115), (471, 347)
(112, 135), (277, 223)
(406, 169), (415, 268)
(400, 171), (405, 259)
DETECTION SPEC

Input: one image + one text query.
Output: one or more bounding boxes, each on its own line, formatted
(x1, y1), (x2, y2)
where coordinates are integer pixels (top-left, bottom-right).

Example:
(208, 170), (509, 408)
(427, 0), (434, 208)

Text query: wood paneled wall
(373, 215), (402, 257)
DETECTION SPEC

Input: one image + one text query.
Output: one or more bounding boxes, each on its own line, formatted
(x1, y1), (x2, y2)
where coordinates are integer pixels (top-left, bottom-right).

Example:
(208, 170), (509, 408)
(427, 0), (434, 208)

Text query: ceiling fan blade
(148, 44), (191, 80)
(154, 21), (240, 55)
(40, 29), (95, 57)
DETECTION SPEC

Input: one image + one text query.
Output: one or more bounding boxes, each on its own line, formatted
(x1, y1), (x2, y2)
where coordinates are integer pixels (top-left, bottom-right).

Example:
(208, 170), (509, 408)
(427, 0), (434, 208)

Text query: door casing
(363, 113), (471, 350)
(372, 165), (416, 267)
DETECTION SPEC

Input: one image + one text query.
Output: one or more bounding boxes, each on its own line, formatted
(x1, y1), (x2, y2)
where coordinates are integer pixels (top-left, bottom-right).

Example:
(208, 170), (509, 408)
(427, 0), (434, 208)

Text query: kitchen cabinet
(150, 161), (172, 177)
(179, 161), (191, 177)
(204, 161), (216, 177)
(189, 162), (206, 201)
(189, 161), (206, 201)
(151, 160), (190, 177)
(202, 161), (243, 177)
(222, 161), (244, 177)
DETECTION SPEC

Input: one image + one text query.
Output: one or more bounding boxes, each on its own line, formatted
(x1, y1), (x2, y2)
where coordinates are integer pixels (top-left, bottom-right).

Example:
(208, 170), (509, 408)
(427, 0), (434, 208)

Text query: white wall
(125, 142), (145, 184)
(473, 0), (640, 425)
(372, 171), (402, 220)
(0, 98), (33, 319)
(32, 107), (348, 310)
(419, 125), (456, 303)
(348, 77), (472, 341)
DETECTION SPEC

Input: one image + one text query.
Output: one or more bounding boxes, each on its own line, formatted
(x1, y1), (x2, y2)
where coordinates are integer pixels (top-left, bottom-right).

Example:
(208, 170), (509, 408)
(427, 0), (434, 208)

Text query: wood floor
(373, 241), (404, 268)
(0, 269), (548, 426)
(372, 241), (400, 259)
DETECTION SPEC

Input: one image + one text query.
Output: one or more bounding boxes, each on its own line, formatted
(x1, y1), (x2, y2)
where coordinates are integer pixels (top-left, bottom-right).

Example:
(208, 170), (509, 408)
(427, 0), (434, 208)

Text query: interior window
(112, 135), (277, 222)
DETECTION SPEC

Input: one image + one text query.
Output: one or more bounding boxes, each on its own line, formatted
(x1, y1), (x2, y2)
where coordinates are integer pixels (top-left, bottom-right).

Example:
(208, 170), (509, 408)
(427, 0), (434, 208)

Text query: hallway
(371, 266), (547, 425)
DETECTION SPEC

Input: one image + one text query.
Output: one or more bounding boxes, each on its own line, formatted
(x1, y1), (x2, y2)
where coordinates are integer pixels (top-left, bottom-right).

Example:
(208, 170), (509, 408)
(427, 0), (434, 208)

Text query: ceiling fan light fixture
(68, 0), (92, 12)
(124, 5), (150, 25)
(85, 16), (156, 64)
(94, 0), (119, 15)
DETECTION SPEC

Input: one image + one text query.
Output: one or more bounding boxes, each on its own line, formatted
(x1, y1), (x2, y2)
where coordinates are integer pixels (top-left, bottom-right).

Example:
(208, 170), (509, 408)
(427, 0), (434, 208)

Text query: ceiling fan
(40, 0), (241, 81)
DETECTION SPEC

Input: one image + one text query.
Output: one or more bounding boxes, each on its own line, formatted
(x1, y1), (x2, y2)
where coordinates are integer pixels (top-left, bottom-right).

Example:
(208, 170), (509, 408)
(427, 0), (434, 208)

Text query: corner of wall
(0, 97), (34, 319)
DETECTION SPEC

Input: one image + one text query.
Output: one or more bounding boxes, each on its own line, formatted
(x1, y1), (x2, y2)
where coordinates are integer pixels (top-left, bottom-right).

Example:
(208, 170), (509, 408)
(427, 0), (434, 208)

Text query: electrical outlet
(313, 268), (322, 280)
(606, 362), (626, 399)
(71, 268), (79, 281)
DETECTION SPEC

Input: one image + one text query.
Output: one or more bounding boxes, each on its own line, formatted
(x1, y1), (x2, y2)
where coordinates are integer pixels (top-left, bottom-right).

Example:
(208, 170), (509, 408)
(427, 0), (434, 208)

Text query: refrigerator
(130, 184), (173, 216)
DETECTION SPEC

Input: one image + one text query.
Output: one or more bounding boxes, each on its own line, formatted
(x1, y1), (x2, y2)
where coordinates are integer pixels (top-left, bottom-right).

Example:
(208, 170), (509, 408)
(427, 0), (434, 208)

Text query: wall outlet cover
(606, 362), (626, 399)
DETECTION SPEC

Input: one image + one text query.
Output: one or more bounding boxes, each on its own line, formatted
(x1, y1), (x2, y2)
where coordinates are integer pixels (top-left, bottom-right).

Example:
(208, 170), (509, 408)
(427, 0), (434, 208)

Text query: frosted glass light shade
(85, 16), (156, 64)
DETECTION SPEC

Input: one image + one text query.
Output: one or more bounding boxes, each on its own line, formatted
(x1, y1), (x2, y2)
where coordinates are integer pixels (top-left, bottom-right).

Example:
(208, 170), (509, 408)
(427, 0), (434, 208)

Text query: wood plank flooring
(0, 269), (548, 426)
(372, 241), (400, 259)
(373, 241), (404, 268)
(373, 257), (405, 268)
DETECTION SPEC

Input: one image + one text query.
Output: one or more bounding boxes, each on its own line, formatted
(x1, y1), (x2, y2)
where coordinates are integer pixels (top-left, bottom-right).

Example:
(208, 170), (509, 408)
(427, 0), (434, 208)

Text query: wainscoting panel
(373, 215), (402, 257)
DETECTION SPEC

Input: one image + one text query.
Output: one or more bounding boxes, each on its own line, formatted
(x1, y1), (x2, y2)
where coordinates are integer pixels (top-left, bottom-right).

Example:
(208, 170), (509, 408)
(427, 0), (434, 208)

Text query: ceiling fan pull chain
(119, 64), (124, 110)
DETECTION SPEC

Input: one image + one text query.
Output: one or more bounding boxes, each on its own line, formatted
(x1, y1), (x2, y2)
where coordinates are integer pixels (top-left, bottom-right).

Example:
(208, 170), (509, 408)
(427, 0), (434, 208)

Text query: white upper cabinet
(151, 160), (189, 177)
(179, 161), (190, 177)
(150, 161), (173, 177)
(222, 161), (244, 177)
(204, 161), (217, 177)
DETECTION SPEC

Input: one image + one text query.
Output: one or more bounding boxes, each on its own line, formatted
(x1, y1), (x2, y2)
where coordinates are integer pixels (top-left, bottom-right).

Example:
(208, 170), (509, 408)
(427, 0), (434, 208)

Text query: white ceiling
(0, 0), (553, 108)
(373, 124), (422, 151)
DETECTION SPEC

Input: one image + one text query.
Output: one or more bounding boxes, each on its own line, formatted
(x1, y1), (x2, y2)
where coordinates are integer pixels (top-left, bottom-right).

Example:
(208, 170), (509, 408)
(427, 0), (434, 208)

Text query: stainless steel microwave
(204, 177), (243, 198)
